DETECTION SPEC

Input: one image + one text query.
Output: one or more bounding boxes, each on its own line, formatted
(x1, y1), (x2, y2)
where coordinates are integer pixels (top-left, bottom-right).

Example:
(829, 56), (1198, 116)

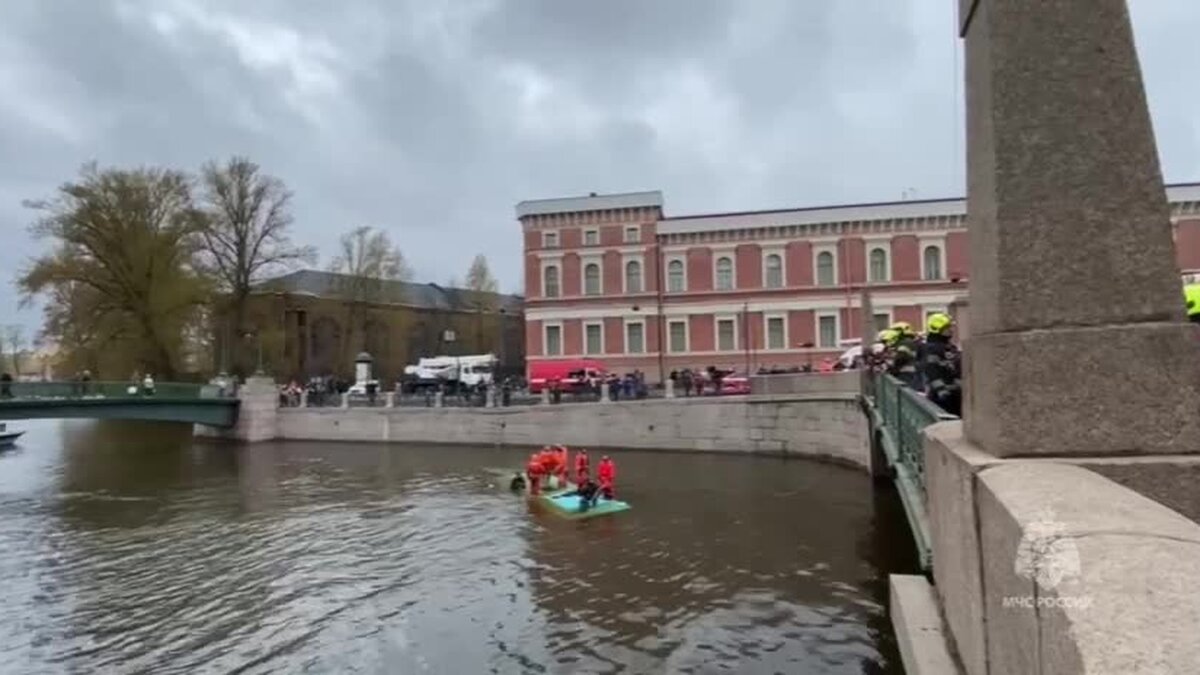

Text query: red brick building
(519, 184), (1200, 382)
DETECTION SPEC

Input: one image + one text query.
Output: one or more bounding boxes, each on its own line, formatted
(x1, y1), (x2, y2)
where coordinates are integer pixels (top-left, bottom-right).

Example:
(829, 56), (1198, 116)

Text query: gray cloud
(0, 0), (1196, 338)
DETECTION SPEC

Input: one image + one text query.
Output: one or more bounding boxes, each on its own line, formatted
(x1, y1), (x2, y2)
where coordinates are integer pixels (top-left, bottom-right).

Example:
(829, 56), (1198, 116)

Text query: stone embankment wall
(749, 371), (859, 396)
(275, 394), (870, 467)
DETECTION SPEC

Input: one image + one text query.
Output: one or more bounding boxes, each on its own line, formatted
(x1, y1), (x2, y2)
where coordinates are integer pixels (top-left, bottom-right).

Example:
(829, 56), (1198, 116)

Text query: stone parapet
(749, 371), (859, 396)
(194, 376), (278, 443)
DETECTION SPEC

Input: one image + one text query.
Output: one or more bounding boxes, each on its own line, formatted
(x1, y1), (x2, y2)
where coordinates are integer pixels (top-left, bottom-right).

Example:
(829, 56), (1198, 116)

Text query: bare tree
(464, 254), (500, 351)
(329, 226), (412, 354)
(197, 156), (316, 375)
(2, 325), (24, 375)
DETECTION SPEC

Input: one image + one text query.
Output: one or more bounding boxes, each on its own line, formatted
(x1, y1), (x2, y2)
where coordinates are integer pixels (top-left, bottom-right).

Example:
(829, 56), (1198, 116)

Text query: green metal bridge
(0, 381), (239, 428)
(862, 373), (958, 573)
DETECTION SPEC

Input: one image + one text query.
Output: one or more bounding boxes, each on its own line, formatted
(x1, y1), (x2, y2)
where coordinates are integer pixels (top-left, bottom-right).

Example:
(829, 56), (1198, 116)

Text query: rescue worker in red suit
(538, 449), (558, 489)
(575, 448), (590, 486)
(597, 456), (616, 500)
(557, 445), (570, 487)
(526, 453), (544, 495)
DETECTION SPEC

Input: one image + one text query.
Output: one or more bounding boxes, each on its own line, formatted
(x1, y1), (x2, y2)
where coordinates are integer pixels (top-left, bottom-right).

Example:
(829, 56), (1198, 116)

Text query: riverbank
(273, 394), (869, 468)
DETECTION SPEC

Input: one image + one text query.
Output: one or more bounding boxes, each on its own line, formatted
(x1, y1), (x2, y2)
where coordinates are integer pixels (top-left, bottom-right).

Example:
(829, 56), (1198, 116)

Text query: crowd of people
(867, 312), (962, 416)
(516, 445), (617, 511)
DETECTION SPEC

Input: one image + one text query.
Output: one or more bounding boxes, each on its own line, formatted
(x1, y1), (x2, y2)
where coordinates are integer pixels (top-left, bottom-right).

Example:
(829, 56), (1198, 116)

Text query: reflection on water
(0, 419), (916, 674)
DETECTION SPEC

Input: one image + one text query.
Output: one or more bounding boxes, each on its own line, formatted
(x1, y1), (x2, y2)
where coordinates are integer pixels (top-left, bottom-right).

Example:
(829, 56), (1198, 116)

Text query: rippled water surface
(0, 420), (916, 674)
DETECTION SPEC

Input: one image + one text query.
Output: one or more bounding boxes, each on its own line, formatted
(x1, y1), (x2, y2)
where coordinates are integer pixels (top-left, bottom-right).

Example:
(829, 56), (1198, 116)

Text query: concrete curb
(890, 574), (962, 675)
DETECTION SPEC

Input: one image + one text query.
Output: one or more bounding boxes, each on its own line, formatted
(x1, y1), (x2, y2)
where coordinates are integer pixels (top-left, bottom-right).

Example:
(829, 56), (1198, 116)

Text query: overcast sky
(1, 1), (1197, 338)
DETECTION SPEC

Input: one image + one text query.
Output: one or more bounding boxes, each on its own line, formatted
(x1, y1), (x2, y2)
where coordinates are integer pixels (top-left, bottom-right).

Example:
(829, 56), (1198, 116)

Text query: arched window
(923, 245), (943, 280)
(868, 248), (888, 282)
(584, 263), (601, 295)
(625, 260), (642, 293)
(543, 265), (560, 298)
(715, 256), (734, 291)
(816, 251), (835, 286)
(667, 260), (685, 292)
(764, 254), (783, 288)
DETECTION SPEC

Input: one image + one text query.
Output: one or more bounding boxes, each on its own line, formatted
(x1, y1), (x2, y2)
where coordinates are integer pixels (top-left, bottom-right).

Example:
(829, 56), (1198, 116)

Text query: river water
(0, 420), (917, 674)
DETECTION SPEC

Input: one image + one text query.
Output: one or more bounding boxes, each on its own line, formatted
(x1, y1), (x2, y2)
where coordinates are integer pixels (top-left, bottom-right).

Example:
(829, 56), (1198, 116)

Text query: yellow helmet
(926, 312), (953, 335)
(877, 328), (899, 345)
(1185, 284), (1200, 318)
(890, 321), (913, 336)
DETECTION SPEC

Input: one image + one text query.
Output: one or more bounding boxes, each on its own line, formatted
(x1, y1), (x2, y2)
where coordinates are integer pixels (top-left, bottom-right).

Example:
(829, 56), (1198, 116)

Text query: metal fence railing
(1, 381), (220, 401)
(865, 372), (958, 572)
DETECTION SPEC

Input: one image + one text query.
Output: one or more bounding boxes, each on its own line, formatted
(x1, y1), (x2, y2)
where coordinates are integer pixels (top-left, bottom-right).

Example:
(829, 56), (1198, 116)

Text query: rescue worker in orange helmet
(575, 448), (590, 486)
(526, 453), (543, 496)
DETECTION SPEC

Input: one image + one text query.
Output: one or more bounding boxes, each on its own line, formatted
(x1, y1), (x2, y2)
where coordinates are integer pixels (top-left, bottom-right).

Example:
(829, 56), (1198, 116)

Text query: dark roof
(252, 270), (523, 313)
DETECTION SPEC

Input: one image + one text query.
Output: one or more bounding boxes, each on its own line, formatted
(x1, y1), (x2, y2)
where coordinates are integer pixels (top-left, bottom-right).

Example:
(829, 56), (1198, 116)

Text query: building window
(873, 313), (892, 333)
(764, 253), (783, 289)
(584, 262), (601, 295)
(716, 318), (736, 351)
(545, 324), (562, 356)
(923, 245), (943, 280)
(766, 316), (786, 350)
(816, 251), (835, 286)
(818, 314), (839, 348)
(543, 265), (560, 298)
(668, 320), (688, 353)
(868, 247), (889, 282)
(667, 259), (685, 292)
(626, 322), (645, 354)
(624, 226), (640, 243)
(625, 260), (642, 293)
(584, 229), (599, 246)
(584, 323), (603, 354)
(543, 231), (558, 248)
(715, 256), (734, 291)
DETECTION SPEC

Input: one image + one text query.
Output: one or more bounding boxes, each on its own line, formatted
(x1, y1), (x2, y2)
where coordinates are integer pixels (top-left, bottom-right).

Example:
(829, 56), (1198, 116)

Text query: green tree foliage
(18, 164), (210, 379)
(328, 226), (413, 353)
(196, 156), (315, 375)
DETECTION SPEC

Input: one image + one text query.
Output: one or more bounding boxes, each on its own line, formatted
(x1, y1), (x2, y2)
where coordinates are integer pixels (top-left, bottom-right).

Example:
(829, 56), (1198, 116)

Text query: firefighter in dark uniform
(919, 312), (962, 416)
(888, 321), (922, 390)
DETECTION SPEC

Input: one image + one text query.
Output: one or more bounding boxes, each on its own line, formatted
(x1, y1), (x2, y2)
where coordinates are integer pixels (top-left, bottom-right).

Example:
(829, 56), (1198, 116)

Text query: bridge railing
(1, 381), (224, 400)
(864, 372), (958, 572)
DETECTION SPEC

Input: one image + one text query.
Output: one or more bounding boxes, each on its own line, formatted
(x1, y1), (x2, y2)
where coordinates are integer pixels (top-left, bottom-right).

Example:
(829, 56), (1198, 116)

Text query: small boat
(0, 423), (24, 449)
(542, 491), (631, 520)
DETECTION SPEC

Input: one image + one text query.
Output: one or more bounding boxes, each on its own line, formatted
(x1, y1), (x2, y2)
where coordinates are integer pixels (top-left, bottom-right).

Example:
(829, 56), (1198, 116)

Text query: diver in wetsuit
(510, 473), (526, 492)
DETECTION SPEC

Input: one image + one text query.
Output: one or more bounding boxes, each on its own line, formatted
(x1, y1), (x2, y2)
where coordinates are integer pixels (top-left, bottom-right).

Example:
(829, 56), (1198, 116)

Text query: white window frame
(816, 311), (841, 349)
(714, 255), (736, 291)
(665, 255), (688, 293)
(622, 254), (645, 294)
(583, 321), (604, 355)
(866, 245), (891, 283)
(543, 321), (564, 356)
(763, 313), (788, 351)
(581, 257), (603, 296)
(542, 230), (559, 249)
(624, 318), (646, 354)
(623, 225), (640, 244)
(540, 259), (562, 298)
(714, 314), (738, 352)
(920, 237), (947, 281)
(583, 228), (600, 246)
(667, 318), (689, 353)
(871, 309), (894, 335)
(813, 244), (838, 287)
(762, 248), (786, 289)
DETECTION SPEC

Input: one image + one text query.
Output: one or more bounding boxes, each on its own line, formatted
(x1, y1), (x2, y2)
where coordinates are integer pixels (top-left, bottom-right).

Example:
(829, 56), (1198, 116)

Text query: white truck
(403, 353), (499, 393)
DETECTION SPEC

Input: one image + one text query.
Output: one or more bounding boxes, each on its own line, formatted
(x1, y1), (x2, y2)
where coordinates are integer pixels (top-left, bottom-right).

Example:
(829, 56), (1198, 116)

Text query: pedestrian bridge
(0, 381), (240, 428)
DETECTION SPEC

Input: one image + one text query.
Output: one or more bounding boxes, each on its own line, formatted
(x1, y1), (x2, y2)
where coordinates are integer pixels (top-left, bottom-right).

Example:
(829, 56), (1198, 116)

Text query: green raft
(540, 491), (631, 520)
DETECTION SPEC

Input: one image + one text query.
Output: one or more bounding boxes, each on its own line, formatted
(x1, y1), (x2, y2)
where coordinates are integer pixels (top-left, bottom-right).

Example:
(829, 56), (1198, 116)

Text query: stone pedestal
(486, 386), (496, 408)
(194, 375), (278, 443)
(541, 388), (550, 405)
(385, 392), (395, 408)
(960, 0), (1200, 457)
(665, 379), (675, 398)
(300, 390), (308, 408)
(434, 392), (444, 408)
(600, 382), (611, 403)
(340, 392), (349, 409)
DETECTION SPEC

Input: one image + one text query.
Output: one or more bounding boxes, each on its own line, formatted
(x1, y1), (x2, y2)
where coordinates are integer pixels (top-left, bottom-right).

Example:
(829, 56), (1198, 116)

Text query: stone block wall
(749, 371), (859, 396)
(275, 395), (870, 467)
